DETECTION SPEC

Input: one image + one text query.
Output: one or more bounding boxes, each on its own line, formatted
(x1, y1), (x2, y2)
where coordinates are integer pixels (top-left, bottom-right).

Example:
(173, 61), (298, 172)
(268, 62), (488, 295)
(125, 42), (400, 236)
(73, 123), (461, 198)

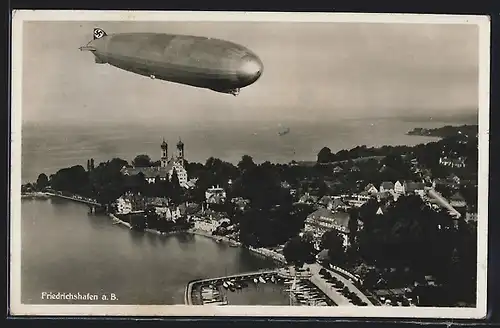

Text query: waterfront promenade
(185, 269), (279, 305)
(306, 263), (374, 306)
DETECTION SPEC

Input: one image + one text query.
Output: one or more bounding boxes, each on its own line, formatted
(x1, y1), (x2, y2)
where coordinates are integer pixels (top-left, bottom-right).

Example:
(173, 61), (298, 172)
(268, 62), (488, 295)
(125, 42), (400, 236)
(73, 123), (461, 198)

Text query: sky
(21, 21), (480, 125)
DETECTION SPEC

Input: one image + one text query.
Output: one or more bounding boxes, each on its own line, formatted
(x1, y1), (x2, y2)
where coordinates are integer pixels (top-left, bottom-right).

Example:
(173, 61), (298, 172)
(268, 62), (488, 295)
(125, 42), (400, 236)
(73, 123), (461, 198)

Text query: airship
(79, 28), (264, 96)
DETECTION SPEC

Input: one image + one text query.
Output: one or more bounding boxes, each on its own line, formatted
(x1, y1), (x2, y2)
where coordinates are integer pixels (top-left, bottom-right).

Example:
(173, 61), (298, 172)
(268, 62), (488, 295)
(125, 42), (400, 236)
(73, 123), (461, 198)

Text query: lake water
(20, 198), (281, 305)
(20, 118), (454, 184)
(17, 117), (471, 305)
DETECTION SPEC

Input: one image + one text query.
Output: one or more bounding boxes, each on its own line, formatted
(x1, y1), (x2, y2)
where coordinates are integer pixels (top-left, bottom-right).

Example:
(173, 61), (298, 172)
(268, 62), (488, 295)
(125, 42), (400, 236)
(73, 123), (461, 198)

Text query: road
(305, 263), (374, 306)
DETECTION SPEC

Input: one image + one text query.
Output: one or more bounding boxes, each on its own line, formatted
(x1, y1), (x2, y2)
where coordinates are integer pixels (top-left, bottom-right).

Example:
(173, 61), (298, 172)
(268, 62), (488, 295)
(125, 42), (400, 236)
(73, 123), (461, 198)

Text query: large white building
(303, 208), (355, 248)
(121, 138), (189, 187)
(205, 185), (227, 204)
(116, 197), (132, 215)
(115, 192), (145, 214)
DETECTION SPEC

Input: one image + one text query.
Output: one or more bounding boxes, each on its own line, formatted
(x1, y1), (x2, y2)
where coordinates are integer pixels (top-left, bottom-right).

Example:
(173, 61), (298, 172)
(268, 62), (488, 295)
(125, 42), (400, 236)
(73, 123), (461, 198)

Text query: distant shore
(406, 124), (478, 139)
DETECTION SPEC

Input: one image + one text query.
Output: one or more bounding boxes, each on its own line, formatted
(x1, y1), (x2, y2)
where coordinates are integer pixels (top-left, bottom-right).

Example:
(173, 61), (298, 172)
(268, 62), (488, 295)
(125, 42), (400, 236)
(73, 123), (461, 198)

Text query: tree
(348, 207), (360, 246)
(317, 147), (332, 163)
(320, 230), (346, 265)
(50, 165), (89, 195)
(127, 172), (147, 194)
(169, 168), (182, 204)
(301, 231), (315, 244)
(237, 155), (256, 173)
(36, 173), (49, 191)
(171, 168), (180, 189)
(283, 236), (314, 266)
(132, 154), (152, 167)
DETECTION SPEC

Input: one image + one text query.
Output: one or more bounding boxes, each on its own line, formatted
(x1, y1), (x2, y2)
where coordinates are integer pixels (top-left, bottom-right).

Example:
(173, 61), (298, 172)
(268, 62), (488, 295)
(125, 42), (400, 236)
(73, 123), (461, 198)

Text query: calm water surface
(19, 117), (472, 305)
(21, 119), (451, 183)
(21, 198), (281, 305)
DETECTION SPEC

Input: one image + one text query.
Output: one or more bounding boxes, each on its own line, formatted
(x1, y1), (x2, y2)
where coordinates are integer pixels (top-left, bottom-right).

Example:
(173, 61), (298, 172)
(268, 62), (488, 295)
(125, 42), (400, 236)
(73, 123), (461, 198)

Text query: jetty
(46, 192), (101, 207)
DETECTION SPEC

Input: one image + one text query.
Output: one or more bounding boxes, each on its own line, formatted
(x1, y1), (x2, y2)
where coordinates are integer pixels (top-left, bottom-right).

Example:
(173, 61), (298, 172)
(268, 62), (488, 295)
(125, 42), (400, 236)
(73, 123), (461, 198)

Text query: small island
(407, 124), (478, 138)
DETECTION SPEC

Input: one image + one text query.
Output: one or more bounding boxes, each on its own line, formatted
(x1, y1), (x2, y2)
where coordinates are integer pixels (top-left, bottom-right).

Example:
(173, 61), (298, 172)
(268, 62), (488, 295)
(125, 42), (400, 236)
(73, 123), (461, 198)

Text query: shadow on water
(177, 232), (195, 243)
(158, 235), (167, 246)
(146, 233), (158, 246)
(238, 248), (278, 270)
(128, 230), (145, 246)
(174, 232), (194, 251)
(86, 214), (109, 229)
(49, 198), (71, 206)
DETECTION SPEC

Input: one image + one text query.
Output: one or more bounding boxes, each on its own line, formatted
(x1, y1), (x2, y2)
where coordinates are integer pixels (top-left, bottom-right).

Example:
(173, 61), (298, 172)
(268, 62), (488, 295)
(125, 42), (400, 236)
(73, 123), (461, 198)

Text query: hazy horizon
(21, 21), (479, 125)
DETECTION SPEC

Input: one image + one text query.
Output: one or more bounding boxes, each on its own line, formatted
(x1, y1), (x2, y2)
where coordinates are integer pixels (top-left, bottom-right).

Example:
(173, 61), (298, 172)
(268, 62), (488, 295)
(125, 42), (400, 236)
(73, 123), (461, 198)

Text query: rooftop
(307, 208), (351, 230)
(380, 181), (395, 189)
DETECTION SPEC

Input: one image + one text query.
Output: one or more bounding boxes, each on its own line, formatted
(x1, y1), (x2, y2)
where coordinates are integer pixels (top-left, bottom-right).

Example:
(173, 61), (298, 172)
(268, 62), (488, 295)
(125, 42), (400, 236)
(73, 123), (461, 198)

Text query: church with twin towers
(121, 138), (189, 187)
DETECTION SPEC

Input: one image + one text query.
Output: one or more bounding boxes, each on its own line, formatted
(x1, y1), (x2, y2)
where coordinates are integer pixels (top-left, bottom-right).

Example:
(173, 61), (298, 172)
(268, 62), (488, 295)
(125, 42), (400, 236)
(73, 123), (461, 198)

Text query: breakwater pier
(185, 269), (280, 305)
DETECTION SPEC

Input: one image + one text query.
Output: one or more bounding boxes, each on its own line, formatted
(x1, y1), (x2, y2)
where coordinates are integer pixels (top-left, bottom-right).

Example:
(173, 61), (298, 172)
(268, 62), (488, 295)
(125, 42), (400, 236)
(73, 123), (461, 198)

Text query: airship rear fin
(93, 28), (107, 40)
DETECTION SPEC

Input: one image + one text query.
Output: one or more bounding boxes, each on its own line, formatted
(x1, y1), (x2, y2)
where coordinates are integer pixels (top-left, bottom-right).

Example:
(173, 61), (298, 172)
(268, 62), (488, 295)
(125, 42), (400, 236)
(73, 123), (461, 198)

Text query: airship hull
(83, 32), (263, 94)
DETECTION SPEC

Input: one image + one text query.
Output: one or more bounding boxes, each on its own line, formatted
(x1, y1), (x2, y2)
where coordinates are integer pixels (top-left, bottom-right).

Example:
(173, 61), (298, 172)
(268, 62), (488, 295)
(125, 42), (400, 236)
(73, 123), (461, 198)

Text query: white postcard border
(9, 10), (491, 319)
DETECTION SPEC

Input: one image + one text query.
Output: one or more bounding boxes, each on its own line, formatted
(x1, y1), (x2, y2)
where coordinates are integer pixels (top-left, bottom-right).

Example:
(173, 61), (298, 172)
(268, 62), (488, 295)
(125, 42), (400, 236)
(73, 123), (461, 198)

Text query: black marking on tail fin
(93, 28), (107, 40)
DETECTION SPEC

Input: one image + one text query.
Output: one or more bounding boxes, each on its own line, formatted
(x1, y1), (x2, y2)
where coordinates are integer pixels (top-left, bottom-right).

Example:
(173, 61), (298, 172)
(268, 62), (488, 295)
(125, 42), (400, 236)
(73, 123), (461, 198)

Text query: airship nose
(237, 55), (263, 85)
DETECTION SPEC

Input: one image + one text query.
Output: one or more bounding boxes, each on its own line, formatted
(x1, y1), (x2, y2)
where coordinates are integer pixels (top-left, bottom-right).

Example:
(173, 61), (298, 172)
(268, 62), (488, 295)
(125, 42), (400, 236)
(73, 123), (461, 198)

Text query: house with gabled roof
(365, 183), (378, 194)
(298, 192), (319, 205)
(329, 198), (349, 211)
(318, 195), (333, 207)
(394, 180), (405, 194)
(379, 181), (395, 193)
(405, 181), (426, 196)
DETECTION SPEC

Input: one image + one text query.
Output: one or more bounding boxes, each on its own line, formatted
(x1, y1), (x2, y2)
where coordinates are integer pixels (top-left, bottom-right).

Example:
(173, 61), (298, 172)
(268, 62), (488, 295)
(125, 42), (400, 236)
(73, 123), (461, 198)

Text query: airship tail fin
(93, 28), (107, 40)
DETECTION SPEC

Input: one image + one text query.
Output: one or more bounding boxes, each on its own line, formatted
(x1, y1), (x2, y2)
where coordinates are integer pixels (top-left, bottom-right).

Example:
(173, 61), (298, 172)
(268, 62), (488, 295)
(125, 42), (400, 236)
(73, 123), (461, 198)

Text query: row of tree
(317, 134), (478, 180)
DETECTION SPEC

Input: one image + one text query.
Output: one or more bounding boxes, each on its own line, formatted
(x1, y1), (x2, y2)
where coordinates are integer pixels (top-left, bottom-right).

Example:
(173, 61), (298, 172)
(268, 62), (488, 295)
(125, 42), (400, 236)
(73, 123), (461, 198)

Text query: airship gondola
(80, 28), (264, 96)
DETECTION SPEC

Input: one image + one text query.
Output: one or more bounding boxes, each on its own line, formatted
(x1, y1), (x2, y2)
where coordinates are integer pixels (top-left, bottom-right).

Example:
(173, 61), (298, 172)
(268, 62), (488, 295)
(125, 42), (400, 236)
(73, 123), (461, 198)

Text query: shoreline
(22, 192), (287, 265)
(107, 212), (286, 264)
(406, 133), (443, 139)
(187, 228), (286, 264)
(109, 212), (286, 264)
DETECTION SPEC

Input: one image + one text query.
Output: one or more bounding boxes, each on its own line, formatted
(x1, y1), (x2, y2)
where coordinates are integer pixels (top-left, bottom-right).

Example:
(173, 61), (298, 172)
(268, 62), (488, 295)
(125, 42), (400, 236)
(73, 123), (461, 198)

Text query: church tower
(176, 137), (185, 162)
(161, 138), (168, 168)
